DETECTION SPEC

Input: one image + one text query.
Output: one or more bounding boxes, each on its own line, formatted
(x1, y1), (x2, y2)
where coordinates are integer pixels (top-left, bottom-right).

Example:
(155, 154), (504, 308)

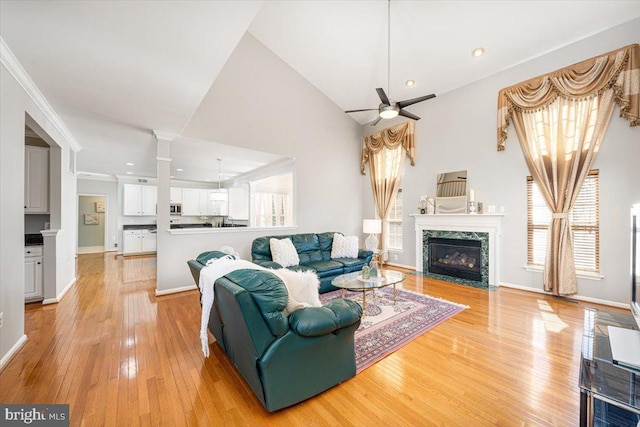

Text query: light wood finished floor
(0, 253), (625, 426)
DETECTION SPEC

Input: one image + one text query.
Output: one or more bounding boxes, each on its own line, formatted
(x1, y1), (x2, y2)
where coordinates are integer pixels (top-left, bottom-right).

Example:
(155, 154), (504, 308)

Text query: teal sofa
(187, 252), (363, 412)
(251, 232), (373, 293)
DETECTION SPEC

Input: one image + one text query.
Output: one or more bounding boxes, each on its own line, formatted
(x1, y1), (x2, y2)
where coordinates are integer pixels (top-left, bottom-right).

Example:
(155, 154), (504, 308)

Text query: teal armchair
(204, 268), (362, 412)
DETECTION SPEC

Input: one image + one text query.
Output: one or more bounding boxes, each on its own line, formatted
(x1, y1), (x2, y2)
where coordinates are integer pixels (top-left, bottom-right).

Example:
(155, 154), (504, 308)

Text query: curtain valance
(497, 43), (639, 151)
(361, 121), (415, 174)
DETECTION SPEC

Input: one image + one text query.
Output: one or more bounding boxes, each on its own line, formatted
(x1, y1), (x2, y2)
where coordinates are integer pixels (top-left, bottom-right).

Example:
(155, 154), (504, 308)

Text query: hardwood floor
(0, 253), (624, 425)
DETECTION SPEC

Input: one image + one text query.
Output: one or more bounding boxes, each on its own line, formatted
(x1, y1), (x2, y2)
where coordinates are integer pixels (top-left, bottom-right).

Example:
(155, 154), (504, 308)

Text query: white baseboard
(0, 334), (27, 372)
(500, 281), (628, 309)
(77, 246), (105, 254)
(155, 284), (197, 297)
(42, 277), (76, 305)
(384, 262), (415, 270)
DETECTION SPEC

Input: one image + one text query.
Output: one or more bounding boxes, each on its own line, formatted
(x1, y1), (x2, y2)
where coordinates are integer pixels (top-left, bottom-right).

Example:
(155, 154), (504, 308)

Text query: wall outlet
(0, 312), (3, 329)
(114, 243), (118, 248)
(392, 254), (398, 261)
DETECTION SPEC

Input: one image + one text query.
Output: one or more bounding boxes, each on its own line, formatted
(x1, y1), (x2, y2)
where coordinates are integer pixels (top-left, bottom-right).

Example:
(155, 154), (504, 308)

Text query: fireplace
(411, 214), (503, 289)
(428, 237), (482, 282)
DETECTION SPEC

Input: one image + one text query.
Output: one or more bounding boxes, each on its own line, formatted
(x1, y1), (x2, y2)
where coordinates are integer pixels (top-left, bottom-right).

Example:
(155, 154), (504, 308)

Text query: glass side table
(580, 308), (640, 426)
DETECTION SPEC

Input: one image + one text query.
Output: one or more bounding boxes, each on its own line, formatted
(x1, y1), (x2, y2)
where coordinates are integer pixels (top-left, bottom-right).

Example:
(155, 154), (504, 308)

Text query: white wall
(1, 51), (78, 366)
(156, 33), (364, 292)
(77, 178), (119, 252)
(364, 19), (640, 304)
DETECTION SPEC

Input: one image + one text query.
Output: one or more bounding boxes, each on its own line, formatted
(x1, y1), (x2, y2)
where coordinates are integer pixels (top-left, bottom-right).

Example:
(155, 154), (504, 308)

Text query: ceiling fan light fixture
(379, 104), (399, 119)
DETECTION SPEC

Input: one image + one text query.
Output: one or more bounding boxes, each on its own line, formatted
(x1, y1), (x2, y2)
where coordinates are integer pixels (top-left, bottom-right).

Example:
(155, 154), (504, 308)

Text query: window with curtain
(527, 170), (600, 273)
(250, 173), (293, 227)
(387, 189), (402, 251)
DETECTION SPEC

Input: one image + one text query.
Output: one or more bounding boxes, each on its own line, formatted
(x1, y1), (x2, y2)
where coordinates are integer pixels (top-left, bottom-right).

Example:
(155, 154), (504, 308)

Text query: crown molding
(153, 130), (179, 142)
(1, 37), (81, 152)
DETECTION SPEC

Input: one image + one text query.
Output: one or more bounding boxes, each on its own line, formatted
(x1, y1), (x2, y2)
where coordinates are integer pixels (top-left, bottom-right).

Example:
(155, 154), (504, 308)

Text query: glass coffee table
(331, 270), (405, 316)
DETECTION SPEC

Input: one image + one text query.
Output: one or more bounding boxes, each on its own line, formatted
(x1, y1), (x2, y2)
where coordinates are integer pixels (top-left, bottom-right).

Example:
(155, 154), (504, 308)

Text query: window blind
(387, 189), (403, 251)
(527, 170), (600, 273)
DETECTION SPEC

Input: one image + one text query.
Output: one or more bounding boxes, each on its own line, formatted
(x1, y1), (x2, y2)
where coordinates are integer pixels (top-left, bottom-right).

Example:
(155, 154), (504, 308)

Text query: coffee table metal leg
(393, 284), (396, 304)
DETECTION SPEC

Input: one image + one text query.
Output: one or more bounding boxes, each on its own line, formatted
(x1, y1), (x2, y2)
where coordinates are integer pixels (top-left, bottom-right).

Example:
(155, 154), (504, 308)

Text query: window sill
(524, 265), (604, 281)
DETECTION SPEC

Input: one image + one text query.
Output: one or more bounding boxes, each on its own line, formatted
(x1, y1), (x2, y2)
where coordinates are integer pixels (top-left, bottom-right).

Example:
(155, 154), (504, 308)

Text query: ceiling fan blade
(397, 93), (436, 108)
(345, 108), (378, 113)
(398, 109), (421, 121)
(376, 88), (390, 105)
(370, 116), (383, 126)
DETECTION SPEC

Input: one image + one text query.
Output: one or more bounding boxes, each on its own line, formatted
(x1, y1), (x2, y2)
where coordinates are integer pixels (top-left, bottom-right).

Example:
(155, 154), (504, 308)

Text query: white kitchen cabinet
(181, 188), (202, 216)
(123, 229), (157, 255)
(182, 188), (209, 216)
(24, 146), (49, 214)
(123, 184), (157, 216)
(142, 230), (157, 252)
(24, 246), (43, 301)
(123, 230), (143, 254)
(170, 187), (183, 203)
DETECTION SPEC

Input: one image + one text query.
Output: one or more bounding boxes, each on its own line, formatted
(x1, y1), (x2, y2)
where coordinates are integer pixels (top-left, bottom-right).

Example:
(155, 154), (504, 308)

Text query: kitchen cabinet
(24, 246), (43, 302)
(182, 188), (228, 216)
(181, 188), (203, 216)
(170, 187), (183, 203)
(123, 184), (156, 216)
(24, 146), (49, 214)
(123, 229), (156, 255)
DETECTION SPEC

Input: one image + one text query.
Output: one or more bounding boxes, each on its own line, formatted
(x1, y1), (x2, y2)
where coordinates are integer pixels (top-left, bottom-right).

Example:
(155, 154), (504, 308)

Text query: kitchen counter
(123, 224), (157, 231)
(170, 223), (213, 229)
(25, 233), (44, 246)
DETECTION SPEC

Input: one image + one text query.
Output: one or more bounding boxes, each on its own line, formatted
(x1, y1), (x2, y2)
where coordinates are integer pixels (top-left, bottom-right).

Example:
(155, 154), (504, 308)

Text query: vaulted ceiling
(2, 1), (639, 181)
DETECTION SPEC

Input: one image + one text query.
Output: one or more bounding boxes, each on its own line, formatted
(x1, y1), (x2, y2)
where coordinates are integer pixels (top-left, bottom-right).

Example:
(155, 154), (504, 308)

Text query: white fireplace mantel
(410, 214), (504, 286)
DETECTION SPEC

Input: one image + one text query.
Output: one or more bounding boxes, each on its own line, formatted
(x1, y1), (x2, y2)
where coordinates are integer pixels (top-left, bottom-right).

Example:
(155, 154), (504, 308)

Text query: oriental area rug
(321, 287), (468, 373)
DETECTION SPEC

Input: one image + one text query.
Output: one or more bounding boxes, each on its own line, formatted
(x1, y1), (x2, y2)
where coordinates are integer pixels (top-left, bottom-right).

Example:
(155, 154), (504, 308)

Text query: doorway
(77, 195), (107, 254)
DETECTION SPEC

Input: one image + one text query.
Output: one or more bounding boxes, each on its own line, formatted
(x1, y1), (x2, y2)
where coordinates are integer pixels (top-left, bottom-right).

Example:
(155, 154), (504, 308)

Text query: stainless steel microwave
(170, 203), (182, 215)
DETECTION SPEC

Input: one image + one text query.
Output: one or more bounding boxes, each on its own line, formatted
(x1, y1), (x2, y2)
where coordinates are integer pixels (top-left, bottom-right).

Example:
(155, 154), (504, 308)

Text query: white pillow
(331, 233), (359, 259)
(272, 269), (321, 314)
(269, 238), (300, 267)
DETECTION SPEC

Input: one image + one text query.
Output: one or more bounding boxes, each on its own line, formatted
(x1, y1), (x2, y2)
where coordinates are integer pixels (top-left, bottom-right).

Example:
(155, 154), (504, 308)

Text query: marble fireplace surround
(411, 214), (504, 288)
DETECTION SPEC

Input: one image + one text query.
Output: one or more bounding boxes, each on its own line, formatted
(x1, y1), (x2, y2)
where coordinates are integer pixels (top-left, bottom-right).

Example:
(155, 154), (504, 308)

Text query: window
(250, 173), (293, 227)
(527, 170), (600, 273)
(387, 189), (403, 251)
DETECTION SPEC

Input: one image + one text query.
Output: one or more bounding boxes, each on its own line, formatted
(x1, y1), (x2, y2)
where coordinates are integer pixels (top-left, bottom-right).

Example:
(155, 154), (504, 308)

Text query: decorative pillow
(270, 238), (300, 267)
(272, 269), (321, 314)
(331, 233), (359, 259)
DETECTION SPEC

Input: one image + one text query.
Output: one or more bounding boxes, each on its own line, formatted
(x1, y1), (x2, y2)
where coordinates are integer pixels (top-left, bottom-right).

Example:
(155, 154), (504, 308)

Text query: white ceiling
(2, 1), (639, 181)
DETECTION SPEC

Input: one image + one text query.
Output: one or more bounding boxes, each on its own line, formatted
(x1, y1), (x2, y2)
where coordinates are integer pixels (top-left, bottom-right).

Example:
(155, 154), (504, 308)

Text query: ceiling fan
(345, 0), (435, 126)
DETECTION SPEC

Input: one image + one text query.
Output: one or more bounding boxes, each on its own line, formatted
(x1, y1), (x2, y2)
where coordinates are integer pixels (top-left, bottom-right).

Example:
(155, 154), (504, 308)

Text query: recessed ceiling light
(405, 79), (415, 87)
(170, 175), (175, 179)
(176, 168), (183, 172)
(126, 162), (134, 166)
(472, 47), (485, 57)
(126, 171), (133, 175)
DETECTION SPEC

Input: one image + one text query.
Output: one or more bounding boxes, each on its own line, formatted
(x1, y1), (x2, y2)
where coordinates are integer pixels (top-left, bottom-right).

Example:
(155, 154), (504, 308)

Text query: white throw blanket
(199, 256), (266, 357)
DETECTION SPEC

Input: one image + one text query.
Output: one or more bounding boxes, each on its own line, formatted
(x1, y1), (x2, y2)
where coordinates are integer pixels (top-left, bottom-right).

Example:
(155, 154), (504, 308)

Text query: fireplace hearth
(428, 237), (482, 282)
